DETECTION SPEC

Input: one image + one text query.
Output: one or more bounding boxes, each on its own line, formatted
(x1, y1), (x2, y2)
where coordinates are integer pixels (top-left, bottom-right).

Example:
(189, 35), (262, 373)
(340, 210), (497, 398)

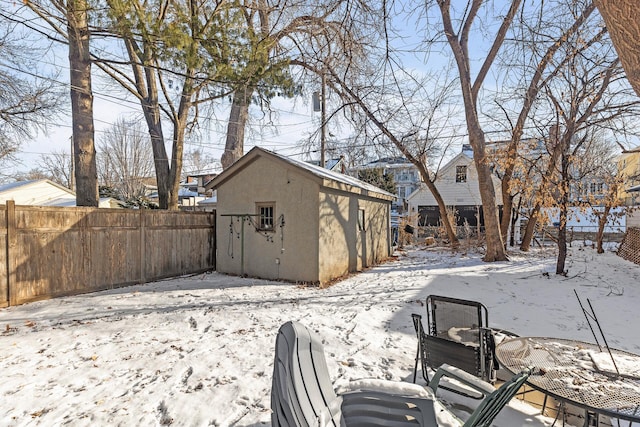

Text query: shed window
(456, 166), (467, 183)
(257, 203), (275, 231)
(358, 209), (365, 231)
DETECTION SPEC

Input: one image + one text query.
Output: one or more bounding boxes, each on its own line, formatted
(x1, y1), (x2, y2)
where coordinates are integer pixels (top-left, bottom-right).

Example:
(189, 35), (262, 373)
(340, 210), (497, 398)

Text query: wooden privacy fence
(1, 201), (216, 307)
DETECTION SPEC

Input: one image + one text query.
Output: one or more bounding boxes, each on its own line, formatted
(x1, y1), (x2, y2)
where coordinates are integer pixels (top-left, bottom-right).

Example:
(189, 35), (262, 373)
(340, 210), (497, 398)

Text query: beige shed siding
(318, 190), (391, 283)
(216, 156), (320, 282)
(359, 197), (391, 268)
(318, 190), (352, 281)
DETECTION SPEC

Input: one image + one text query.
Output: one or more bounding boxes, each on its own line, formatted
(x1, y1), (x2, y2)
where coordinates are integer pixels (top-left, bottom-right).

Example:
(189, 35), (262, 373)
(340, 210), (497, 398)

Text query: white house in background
(0, 180), (122, 208)
(406, 146), (502, 227)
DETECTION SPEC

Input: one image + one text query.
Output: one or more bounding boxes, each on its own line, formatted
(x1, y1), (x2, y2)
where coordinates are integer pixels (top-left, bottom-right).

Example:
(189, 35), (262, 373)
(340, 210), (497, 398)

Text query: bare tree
(22, 0), (98, 206)
(0, 12), (61, 179)
(434, 0), (523, 261)
(570, 135), (623, 254)
(491, 1), (598, 245)
(97, 117), (155, 200)
(548, 65), (634, 273)
(290, 1), (464, 245)
(38, 150), (74, 188)
(516, 5), (640, 256)
(182, 148), (220, 177)
(327, 67), (463, 246)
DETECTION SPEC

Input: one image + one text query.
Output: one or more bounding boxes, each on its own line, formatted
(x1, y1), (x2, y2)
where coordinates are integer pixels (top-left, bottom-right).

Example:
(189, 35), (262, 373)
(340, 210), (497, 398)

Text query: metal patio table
(496, 337), (640, 427)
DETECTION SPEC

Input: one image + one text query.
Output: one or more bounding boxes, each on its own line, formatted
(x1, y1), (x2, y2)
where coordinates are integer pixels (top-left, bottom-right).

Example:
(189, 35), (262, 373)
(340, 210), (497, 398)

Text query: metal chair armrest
(429, 363), (496, 397)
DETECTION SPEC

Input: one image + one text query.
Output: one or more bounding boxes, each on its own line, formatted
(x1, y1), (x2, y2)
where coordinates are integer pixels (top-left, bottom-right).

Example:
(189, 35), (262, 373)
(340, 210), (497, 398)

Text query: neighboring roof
(0, 179), (123, 208)
(178, 187), (199, 197)
(622, 146), (640, 154)
(207, 147), (395, 201)
(436, 150), (474, 177)
(306, 157), (346, 173)
(406, 183), (426, 202)
(0, 179), (75, 194)
(0, 179), (76, 206)
(325, 158), (342, 171)
(365, 157), (411, 166)
(198, 195), (217, 206)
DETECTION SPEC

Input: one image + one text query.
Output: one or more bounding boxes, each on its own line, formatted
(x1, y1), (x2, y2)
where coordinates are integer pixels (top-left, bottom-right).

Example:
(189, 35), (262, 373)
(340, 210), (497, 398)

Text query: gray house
(205, 147), (395, 285)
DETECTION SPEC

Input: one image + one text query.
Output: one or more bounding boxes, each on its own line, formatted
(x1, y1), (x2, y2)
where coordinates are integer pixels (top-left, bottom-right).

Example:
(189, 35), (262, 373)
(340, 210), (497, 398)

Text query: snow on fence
(0, 201), (216, 307)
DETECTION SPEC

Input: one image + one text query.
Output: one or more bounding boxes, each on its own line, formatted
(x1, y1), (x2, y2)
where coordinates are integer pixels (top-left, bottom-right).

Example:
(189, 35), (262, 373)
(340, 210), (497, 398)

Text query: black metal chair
(412, 295), (501, 393)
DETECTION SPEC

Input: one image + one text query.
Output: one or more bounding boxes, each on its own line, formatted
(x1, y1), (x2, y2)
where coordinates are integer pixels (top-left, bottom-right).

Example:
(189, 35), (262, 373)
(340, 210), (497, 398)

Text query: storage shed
(206, 147), (395, 285)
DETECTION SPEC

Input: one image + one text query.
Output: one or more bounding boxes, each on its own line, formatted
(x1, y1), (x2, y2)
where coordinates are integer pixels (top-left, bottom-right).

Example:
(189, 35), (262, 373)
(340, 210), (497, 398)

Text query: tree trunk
(500, 178), (514, 244)
(520, 125), (565, 251)
(520, 206), (541, 251)
(509, 202), (520, 247)
(221, 87), (251, 170)
(556, 150), (570, 275)
(67, 0), (98, 207)
(472, 134), (507, 261)
(595, 0), (640, 97)
(167, 123), (185, 210)
(121, 37), (171, 209)
(556, 207), (567, 275)
(142, 100), (171, 209)
(596, 205), (611, 254)
(166, 76), (195, 211)
(421, 176), (459, 247)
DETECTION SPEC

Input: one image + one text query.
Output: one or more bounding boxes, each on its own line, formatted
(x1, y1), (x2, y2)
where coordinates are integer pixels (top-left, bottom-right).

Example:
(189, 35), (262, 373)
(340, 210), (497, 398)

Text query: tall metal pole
(320, 72), (326, 169)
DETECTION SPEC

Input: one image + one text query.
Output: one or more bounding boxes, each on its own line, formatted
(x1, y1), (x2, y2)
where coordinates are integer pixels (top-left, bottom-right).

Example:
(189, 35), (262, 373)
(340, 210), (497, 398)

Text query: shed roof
(206, 147), (395, 201)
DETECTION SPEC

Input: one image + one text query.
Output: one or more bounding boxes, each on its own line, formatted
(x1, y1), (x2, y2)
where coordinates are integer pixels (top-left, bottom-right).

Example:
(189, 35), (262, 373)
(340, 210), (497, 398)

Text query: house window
(257, 203), (275, 231)
(590, 182), (604, 195)
(456, 166), (467, 183)
(397, 186), (406, 199)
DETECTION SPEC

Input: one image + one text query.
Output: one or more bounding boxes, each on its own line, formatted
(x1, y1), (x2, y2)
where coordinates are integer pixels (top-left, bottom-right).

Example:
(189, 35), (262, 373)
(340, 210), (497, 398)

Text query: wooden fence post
(5, 201), (16, 306)
(140, 209), (146, 284)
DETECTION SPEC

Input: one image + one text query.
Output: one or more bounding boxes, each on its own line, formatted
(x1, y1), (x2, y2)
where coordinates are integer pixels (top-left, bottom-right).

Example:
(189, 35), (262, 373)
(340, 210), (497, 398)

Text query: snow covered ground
(0, 243), (638, 426)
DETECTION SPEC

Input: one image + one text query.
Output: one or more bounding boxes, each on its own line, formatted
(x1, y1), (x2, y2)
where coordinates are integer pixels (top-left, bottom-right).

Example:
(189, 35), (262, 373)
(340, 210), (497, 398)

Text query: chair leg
(413, 343), (420, 383)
